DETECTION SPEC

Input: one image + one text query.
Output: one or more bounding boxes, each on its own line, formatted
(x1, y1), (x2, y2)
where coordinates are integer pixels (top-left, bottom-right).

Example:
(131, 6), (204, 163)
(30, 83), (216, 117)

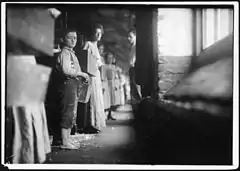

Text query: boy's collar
(63, 46), (75, 53)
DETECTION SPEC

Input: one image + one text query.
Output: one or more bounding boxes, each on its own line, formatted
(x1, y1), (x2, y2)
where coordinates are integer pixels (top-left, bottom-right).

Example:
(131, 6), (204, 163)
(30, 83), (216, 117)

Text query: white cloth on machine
(11, 103), (51, 163)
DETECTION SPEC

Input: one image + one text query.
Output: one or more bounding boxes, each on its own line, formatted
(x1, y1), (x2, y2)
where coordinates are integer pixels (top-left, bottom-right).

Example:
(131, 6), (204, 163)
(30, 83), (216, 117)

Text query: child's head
(91, 23), (104, 42)
(106, 52), (114, 64)
(98, 44), (105, 55)
(61, 29), (77, 48)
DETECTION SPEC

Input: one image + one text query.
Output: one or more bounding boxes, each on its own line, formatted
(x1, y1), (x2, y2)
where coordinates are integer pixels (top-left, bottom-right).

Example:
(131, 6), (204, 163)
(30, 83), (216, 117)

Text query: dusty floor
(45, 104), (145, 164)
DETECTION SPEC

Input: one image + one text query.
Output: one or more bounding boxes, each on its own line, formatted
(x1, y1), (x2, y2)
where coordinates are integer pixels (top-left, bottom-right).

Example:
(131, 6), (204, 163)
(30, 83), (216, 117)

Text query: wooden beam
(135, 8), (158, 97)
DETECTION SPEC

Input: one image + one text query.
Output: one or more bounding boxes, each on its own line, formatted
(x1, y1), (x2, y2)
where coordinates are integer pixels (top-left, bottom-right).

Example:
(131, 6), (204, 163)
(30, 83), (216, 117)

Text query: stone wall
(157, 55), (192, 99)
(156, 8), (193, 99)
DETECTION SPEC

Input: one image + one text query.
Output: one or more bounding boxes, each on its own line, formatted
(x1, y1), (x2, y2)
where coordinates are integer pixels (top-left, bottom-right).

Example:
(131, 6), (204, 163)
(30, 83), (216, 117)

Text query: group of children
(100, 50), (127, 120)
(49, 23), (128, 150)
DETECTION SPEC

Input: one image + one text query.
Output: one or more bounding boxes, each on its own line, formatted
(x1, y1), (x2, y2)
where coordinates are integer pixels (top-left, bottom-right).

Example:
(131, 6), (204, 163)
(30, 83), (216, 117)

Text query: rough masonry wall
(156, 9), (193, 99)
(157, 56), (192, 99)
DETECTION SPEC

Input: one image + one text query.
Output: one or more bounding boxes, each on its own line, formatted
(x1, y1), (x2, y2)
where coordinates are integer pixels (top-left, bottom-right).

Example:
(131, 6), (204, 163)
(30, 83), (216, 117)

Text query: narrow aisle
(46, 104), (141, 164)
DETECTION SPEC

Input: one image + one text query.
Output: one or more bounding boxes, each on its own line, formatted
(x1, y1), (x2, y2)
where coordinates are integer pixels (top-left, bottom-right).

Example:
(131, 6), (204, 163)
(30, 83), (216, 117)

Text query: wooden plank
(7, 8), (55, 56)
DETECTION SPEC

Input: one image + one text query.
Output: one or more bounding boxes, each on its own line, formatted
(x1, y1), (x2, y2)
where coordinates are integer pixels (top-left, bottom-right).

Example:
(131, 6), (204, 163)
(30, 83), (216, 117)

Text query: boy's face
(64, 32), (77, 48)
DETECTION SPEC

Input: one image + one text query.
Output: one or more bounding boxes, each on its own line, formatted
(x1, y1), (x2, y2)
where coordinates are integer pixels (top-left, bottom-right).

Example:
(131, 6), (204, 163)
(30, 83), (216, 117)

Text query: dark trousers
(75, 96), (91, 130)
(59, 79), (78, 129)
(129, 66), (142, 101)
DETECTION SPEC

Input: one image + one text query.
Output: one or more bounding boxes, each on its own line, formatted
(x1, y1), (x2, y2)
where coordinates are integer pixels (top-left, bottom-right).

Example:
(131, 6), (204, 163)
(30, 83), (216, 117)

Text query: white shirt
(129, 44), (136, 67)
(84, 41), (103, 68)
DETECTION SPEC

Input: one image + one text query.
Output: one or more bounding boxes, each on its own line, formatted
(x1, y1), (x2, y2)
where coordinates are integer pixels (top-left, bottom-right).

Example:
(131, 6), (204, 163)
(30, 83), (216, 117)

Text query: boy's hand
(79, 73), (90, 83)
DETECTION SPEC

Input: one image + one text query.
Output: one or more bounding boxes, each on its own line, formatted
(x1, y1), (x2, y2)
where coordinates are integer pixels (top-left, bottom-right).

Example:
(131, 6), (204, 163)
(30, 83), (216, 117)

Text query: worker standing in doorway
(127, 28), (142, 112)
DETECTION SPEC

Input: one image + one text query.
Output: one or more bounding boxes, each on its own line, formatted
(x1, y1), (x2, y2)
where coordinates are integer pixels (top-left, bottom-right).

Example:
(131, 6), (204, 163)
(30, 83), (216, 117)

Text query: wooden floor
(45, 104), (146, 164)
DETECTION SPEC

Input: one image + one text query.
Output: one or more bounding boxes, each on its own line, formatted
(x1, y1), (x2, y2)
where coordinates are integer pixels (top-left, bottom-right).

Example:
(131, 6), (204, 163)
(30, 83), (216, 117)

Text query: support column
(135, 8), (158, 98)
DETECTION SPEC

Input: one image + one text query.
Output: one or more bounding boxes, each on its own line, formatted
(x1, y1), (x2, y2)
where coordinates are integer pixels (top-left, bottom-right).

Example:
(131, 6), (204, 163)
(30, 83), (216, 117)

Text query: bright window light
(157, 8), (193, 57)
